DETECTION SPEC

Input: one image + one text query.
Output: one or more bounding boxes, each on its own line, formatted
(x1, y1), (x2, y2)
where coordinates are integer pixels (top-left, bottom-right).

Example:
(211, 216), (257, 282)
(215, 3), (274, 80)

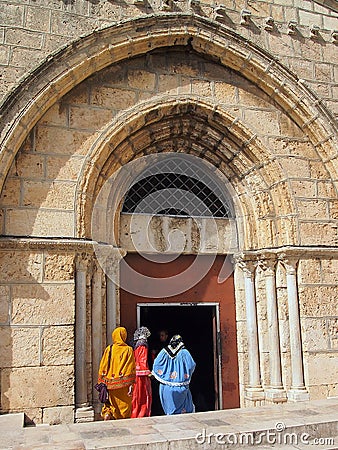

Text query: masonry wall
(0, 0), (337, 424)
(0, 0), (337, 116)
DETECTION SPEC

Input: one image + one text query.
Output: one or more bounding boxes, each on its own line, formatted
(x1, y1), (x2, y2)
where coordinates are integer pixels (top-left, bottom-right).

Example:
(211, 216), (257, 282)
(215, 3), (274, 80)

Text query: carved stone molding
(0, 237), (95, 252)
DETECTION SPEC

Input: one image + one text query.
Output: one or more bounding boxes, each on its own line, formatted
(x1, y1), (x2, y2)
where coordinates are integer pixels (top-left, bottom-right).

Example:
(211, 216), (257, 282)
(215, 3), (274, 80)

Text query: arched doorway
(116, 154), (240, 413)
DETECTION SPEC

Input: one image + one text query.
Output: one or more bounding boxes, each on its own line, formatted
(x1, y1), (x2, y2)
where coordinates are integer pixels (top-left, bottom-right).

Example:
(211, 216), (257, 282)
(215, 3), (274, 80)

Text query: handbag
(95, 345), (112, 403)
(94, 382), (108, 403)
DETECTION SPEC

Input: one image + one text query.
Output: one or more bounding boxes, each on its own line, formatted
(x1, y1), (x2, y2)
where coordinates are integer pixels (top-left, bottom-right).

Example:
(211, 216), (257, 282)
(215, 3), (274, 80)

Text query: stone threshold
(0, 398), (337, 449)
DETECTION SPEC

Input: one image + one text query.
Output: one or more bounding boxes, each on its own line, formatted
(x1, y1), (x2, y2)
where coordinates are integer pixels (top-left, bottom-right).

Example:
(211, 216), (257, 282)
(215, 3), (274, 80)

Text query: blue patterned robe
(152, 346), (196, 415)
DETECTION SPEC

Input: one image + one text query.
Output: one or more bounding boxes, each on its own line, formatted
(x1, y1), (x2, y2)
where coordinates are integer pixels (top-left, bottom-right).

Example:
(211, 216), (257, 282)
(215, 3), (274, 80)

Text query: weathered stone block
(1, 365), (74, 409)
(35, 125), (89, 155)
(321, 259), (338, 284)
(314, 63), (333, 83)
(244, 110), (280, 136)
(69, 106), (112, 131)
(317, 181), (336, 199)
(0, 4), (24, 27)
(298, 259), (321, 284)
(279, 115), (304, 138)
(42, 405), (74, 425)
(11, 283), (75, 325)
(8, 153), (44, 179)
(43, 253), (74, 281)
(158, 74), (179, 94)
(299, 285), (338, 317)
(25, 5), (50, 32)
(328, 318), (338, 349)
(0, 285), (10, 324)
(5, 28), (43, 49)
(127, 70), (156, 91)
(46, 155), (84, 181)
(304, 353), (338, 385)
(0, 251), (43, 283)
(41, 326), (74, 366)
(0, 326), (40, 367)
(90, 86), (136, 110)
(5, 209), (75, 237)
(297, 199), (328, 220)
(299, 222), (337, 246)
(0, 45), (9, 65)
(0, 178), (21, 207)
(23, 180), (76, 210)
(290, 180), (316, 198)
(301, 318), (329, 352)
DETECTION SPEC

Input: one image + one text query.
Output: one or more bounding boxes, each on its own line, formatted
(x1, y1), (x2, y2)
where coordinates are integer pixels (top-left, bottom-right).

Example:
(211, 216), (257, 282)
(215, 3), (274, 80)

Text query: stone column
(106, 271), (118, 345)
(94, 245), (126, 345)
(75, 255), (94, 422)
(281, 256), (309, 401)
(91, 261), (103, 414)
(262, 258), (287, 403)
(236, 255), (264, 404)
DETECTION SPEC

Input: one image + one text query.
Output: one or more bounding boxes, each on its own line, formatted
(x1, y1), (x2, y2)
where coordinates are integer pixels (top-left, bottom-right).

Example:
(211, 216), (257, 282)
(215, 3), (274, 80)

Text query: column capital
(257, 254), (277, 276)
(94, 244), (126, 277)
(278, 253), (298, 274)
(232, 253), (257, 277)
(76, 253), (91, 272)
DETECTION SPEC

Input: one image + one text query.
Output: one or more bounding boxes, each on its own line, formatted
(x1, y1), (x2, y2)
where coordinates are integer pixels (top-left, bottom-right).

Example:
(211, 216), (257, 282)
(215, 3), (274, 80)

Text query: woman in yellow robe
(98, 327), (136, 420)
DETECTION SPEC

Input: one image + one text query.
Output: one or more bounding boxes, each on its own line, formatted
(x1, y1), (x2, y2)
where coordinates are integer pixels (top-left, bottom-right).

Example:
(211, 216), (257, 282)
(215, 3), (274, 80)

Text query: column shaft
(244, 270), (261, 389)
(265, 269), (283, 388)
(106, 275), (117, 344)
(75, 259), (88, 407)
(92, 264), (102, 409)
(286, 269), (305, 389)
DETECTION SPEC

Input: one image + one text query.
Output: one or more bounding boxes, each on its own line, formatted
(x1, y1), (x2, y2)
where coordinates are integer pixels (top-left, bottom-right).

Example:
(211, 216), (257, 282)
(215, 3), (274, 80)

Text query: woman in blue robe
(152, 335), (196, 415)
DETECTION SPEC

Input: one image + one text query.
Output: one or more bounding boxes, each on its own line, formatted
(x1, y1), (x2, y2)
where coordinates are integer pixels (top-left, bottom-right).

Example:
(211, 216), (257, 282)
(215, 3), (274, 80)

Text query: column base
(75, 406), (95, 423)
(244, 387), (265, 406)
(287, 389), (310, 402)
(265, 389), (287, 403)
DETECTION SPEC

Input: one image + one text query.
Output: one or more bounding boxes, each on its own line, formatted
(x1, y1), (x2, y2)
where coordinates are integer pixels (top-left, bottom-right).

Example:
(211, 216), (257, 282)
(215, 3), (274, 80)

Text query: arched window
(122, 157), (232, 218)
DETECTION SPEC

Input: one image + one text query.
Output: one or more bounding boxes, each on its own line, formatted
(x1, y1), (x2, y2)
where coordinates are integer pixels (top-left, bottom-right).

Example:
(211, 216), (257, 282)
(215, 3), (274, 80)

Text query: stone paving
(0, 398), (337, 450)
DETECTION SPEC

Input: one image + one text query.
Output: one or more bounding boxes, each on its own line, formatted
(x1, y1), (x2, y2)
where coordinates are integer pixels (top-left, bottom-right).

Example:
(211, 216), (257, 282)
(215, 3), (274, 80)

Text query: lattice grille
(122, 157), (232, 218)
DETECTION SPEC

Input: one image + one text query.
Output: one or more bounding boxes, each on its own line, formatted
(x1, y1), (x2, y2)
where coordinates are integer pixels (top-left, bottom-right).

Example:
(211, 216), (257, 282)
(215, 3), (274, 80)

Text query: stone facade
(0, 0), (337, 424)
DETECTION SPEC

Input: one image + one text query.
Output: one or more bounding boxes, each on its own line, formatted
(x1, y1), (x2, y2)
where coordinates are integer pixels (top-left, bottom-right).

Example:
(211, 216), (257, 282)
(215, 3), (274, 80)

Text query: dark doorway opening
(138, 304), (219, 416)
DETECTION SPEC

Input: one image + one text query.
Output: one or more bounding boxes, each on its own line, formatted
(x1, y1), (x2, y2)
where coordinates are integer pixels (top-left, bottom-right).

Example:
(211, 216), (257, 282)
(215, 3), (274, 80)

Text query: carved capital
(76, 253), (91, 272)
(233, 252), (256, 277)
(257, 254), (277, 277)
(94, 244), (126, 277)
(278, 253), (298, 275)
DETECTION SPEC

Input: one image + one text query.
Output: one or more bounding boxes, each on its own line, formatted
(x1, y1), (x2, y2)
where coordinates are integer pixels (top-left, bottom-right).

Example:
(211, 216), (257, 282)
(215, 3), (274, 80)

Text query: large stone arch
(75, 95), (296, 249)
(0, 14), (337, 198)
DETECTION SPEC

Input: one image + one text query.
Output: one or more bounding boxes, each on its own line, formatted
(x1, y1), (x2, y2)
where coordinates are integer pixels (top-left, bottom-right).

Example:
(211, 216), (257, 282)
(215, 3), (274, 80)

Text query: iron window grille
(122, 158), (232, 218)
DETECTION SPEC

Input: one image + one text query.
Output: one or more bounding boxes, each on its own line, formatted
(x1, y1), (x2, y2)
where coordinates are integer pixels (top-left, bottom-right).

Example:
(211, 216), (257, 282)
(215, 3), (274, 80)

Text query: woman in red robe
(131, 326), (152, 418)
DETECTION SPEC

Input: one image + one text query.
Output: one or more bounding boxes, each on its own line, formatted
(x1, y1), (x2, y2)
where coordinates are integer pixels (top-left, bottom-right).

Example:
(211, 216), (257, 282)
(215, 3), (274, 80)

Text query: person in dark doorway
(150, 328), (169, 416)
(131, 326), (152, 418)
(98, 327), (136, 420)
(152, 334), (196, 415)
(150, 328), (169, 362)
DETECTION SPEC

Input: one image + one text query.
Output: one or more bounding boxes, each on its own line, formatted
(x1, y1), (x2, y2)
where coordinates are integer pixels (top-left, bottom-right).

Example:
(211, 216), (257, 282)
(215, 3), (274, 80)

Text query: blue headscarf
(152, 335), (196, 386)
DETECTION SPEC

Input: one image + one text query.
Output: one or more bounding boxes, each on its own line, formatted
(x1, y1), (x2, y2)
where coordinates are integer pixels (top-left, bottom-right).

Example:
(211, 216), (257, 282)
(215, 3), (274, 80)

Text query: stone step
(0, 412), (24, 429)
(0, 399), (337, 449)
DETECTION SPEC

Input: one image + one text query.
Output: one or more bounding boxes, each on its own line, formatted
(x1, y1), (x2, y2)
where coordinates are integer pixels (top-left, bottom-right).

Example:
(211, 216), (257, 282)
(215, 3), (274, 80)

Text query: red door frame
(120, 253), (240, 409)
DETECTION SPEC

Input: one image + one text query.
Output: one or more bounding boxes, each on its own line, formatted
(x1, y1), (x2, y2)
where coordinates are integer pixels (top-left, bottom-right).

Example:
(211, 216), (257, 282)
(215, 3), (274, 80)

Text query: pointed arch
(0, 14), (336, 199)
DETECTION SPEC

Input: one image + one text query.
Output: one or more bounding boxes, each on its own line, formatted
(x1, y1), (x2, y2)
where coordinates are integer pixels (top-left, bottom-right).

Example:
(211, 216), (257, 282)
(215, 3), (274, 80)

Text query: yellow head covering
(98, 327), (136, 389)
